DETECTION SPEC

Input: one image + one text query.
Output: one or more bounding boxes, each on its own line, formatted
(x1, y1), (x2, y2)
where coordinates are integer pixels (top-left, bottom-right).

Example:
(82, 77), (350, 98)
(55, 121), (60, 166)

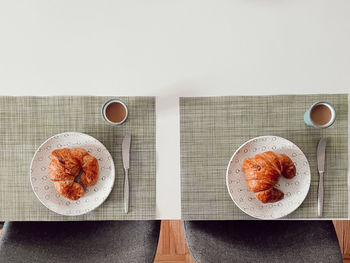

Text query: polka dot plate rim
(226, 135), (311, 220)
(30, 132), (115, 216)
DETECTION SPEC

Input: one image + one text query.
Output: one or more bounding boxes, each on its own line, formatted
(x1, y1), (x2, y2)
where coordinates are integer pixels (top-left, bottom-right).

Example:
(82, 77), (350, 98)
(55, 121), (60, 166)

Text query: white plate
(226, 136), (311, 219)
(30, 132), (115, 216)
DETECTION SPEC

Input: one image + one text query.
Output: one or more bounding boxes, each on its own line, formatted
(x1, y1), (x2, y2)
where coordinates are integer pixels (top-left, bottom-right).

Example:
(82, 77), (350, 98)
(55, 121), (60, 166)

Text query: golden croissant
(49, 148), (99, 200)
(242, 151), (296, 203)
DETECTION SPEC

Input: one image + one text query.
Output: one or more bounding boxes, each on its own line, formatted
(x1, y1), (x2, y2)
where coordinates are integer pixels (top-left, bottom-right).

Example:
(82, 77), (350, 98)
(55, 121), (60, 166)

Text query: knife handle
(318, 171), (324, 217)
(124, 169), (129, 213)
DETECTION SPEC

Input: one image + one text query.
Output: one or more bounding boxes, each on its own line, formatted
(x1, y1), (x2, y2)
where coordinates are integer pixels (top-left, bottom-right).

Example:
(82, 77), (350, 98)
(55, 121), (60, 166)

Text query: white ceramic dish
(30, 132), (115, 216)
(226, 136), (311, 219)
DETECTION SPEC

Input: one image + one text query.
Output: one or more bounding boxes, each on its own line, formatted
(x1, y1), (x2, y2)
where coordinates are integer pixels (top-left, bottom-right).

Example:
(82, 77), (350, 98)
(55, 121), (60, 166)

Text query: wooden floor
(334, 221), (350, 263)
(154, 220), (195, 263)
(0, 221), (350, 262)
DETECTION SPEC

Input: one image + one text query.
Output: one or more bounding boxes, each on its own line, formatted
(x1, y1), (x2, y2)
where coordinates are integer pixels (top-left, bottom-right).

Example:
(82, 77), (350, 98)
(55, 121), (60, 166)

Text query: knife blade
(122, 134), (131, 169)
(317, 138), (327, 217)
(317, 138), (327, 173)
(122, 133), (131, 213)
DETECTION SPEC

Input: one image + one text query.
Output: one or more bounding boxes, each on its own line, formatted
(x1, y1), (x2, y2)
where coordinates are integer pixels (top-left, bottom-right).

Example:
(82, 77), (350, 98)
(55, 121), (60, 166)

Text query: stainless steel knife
(122, 133), (131, 213)
(317, 138), (327, 217)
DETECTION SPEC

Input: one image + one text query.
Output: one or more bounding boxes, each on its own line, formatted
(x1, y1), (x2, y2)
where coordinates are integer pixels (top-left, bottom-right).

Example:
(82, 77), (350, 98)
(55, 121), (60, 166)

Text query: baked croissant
(49, 148), (99, 200)
(242, 151), (296, 203)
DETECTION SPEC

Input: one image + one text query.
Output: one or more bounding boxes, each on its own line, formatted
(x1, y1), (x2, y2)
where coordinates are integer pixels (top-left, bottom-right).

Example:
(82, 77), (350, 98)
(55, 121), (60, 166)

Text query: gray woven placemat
(180, 94), (348, 220)
(0, 96), (156, 221)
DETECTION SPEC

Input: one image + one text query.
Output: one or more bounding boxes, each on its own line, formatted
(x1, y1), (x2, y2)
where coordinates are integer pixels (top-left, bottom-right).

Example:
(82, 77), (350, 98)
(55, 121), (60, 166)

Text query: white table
(0, 0), (349, 219)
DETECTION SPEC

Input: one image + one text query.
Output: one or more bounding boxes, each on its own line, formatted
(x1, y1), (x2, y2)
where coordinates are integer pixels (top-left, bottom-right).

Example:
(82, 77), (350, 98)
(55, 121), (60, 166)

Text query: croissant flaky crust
(49, 148), (99, 200)
(242, 151), (296, 203)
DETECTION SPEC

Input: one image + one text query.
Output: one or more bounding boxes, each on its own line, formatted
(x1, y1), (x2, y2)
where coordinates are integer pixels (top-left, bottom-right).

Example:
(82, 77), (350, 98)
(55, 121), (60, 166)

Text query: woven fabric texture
(0, 96), (156, 220)
(180, 94), (348, 219)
